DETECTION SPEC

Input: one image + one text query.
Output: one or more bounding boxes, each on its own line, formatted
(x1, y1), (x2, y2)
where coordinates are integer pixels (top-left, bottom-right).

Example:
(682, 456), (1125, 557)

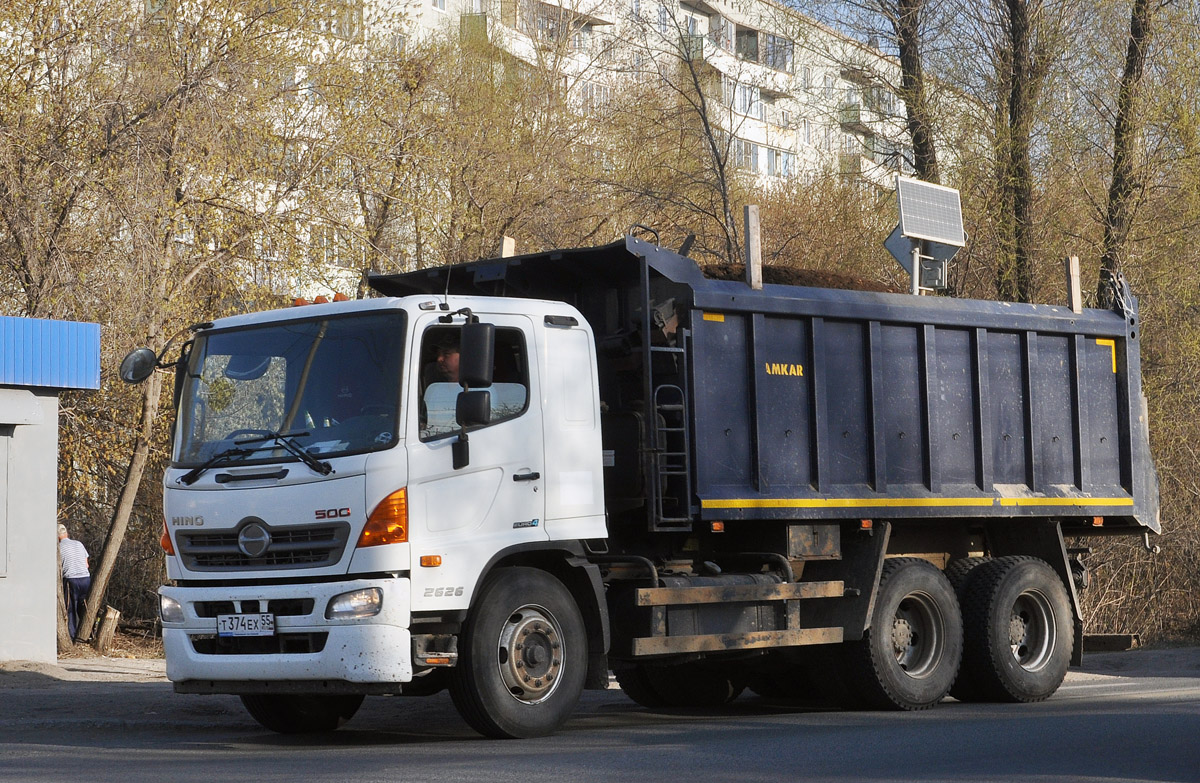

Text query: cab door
(405, 314), (545, 611)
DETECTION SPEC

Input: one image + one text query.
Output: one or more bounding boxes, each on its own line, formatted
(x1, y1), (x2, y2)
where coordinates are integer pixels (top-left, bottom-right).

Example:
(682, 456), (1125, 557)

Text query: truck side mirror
(456, 390), (492, 428)
(458, 322), (495, 388)
(119, 347), (159, 384)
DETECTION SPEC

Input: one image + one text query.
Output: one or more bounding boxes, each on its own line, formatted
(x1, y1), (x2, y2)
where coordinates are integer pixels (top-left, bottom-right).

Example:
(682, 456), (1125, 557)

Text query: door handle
(512, 471), (541, 482)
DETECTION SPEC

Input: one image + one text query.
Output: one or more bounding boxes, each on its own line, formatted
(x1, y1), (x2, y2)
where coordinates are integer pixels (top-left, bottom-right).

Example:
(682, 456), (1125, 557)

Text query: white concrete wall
(0, 390), (61, 664)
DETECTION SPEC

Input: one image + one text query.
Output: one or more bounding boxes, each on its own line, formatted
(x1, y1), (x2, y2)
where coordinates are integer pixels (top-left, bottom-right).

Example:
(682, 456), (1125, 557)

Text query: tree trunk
(55, 543), (73, 652)
(998, 0), (1035, 303)
(76, 370), (163, 641)
(895, 0), (940, 183)
(1099, 0), (1154, 306)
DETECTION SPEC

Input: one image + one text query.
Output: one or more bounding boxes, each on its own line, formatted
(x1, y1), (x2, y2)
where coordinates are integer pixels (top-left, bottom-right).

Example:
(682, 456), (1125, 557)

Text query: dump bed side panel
(687, 292), (1155, 531)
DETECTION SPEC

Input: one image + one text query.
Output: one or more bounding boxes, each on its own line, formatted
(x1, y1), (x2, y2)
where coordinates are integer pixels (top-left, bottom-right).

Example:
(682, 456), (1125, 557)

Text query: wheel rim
(1008, 589), (1056, 672)
(890, 591), (943, 678)
(495, 604), (565, 704)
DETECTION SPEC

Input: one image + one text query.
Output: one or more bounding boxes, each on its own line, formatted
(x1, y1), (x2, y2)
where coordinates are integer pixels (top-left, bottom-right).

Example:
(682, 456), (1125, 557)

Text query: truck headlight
(160, 595), (184, 624)
(326, 587), (383, 619)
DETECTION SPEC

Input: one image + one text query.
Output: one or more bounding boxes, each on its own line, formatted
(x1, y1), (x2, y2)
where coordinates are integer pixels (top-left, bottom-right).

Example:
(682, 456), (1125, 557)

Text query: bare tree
(1098, 0), (1164, 304)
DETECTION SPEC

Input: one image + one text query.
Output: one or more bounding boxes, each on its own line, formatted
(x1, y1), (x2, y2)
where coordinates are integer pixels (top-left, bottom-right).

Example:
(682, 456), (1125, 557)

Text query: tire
(239, 694), (364, 734)
(945, 556), (990, 702)
(614, 664), (669, 708)
(843, 557), (963, 710)
(944, 557), (989, 596)
(617, 662), (743, 709)
(449, 567), (587, 738)
(957, 556), (1073, 703)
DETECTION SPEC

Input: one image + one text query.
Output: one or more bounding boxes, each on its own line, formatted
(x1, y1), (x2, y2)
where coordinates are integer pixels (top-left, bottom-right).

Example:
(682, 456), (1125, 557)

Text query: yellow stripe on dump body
(702, 312), (725, 322)
(1096, 339), (1117, 373)
(700, 496), (1134, 510)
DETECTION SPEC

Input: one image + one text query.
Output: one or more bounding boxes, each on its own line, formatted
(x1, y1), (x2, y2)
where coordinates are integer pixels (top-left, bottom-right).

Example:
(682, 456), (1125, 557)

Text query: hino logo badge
(237, 521), (271, 558)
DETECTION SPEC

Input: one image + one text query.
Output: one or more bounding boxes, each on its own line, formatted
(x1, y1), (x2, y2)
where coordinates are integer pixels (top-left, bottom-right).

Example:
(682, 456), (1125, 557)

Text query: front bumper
(161, 577), (412, 693)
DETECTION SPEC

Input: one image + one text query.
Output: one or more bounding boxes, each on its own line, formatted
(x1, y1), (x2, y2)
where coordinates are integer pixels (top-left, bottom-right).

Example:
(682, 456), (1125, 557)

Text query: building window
(734, 138), (759, 172)
(432, 0), (446, 10)
(332, 1), (363, 41)
(762, 33), (793, 73)
(766, 148), (793, 178)
(709, 15), (733, 50)
(735, 83), (763, 120)
(580, 80), (612, 115)
(780, 109), (791, 129)
(823, 73), (834, 100)
(802, 65), (811, 90)
(803, 118), (811, 145)
(657, 5), (671, 36)
(735, 28), (758, 62)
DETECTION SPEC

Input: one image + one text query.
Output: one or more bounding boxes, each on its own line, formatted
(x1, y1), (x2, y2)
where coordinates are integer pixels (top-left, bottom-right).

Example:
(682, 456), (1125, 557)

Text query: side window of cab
(419, 326), (529, 440)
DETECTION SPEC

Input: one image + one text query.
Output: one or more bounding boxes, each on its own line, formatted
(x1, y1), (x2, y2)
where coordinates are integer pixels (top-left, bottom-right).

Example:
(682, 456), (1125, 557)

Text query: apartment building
(392, 0), (915, 186)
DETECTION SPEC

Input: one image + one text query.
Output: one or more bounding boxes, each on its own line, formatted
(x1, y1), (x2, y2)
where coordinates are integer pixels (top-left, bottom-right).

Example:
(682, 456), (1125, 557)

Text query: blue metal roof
(0, 316), (101, 391)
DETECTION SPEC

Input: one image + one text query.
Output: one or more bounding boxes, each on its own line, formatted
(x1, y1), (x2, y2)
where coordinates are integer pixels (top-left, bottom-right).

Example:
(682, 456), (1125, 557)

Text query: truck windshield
(175, 311), (406, 467)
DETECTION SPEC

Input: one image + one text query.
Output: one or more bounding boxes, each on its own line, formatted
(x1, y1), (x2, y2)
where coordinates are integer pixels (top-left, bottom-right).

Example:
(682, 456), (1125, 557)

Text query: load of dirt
(703, 262), (904, 293)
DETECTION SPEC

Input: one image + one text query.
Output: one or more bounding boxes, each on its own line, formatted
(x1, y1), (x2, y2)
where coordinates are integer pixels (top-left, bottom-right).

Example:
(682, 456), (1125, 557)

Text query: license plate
(216, 613), (275, 637)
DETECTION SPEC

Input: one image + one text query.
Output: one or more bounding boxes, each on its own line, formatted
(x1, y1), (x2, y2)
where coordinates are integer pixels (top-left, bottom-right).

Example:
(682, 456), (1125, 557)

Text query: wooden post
(500, 235), (516, 258)
(1065, 255), (1082, 313)
(93, 606), (121, 654)
(744, 205), (762, 290)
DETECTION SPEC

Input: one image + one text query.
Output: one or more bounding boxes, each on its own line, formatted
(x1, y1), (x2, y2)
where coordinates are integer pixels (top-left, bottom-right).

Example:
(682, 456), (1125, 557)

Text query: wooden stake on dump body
(1065, 255), (1082, 314)
(744, 205), (762, 290)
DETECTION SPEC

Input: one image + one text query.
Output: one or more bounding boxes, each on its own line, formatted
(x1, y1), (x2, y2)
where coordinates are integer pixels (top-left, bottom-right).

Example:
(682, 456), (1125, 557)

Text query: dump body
(371, 236), (1158, 538)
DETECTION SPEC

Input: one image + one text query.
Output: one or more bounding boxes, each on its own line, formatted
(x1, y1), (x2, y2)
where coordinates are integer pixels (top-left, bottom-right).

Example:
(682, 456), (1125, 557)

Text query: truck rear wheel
(239, 694), (364, 733)
(944, 557), (989, 596)
(449, 567), (586, 738)
(956, 556), (1073, 703)
(844, 557), (962, 710)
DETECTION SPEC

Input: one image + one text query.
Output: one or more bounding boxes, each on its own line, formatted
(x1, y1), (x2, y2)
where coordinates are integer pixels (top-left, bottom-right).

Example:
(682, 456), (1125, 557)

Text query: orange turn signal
(293, 298), (310, 307)
(420, 555), (442, 567)
(333, 292), (350, 302)
(710, 521), (725, 533)
(160, 521), (176, 555)
(860, 519), (874, 531)
(358, 488), (408, 548)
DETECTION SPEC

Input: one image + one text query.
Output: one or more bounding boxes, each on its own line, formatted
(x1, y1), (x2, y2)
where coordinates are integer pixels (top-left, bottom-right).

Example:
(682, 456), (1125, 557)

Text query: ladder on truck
(647, 337), (693, 532)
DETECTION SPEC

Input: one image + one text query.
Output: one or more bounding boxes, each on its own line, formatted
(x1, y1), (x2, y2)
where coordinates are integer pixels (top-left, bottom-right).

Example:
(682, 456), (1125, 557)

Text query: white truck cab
(155, 295), (606, 734)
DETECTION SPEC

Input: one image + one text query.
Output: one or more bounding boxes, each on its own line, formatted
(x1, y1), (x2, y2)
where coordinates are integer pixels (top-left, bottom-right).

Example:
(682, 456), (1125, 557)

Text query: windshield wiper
(177, 445), (256, 486)
(232, 429), (334, 477)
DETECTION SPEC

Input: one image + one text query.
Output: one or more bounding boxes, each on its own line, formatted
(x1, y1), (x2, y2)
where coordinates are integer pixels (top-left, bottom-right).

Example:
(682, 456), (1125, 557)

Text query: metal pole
(911, 245), (921, 296)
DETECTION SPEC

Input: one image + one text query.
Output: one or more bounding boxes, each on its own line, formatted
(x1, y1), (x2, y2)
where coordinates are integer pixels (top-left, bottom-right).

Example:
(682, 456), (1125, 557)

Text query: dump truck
(122, 234), (1158, 738)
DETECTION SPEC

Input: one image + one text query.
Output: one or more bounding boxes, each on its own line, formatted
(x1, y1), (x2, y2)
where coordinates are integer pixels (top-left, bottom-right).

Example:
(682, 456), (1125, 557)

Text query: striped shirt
(60, 538), (89, 579)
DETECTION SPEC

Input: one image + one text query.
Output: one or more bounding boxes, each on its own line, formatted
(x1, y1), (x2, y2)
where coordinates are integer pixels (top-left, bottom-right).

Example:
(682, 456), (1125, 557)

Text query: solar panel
(896, 176), (965, 247)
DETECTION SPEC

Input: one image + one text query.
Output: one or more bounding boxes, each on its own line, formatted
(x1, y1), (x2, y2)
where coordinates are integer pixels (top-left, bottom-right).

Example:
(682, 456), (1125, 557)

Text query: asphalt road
(2, 649), (1198, 783)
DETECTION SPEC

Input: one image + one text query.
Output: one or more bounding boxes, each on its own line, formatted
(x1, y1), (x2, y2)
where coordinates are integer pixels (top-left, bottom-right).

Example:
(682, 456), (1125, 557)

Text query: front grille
(190, 633), (329, 655)
(195, 599), (315, 618)
(179, 523), (351, 571)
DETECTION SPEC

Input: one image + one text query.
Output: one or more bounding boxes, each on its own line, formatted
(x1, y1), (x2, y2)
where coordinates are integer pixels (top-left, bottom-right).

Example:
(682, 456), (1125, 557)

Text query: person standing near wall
(57, 524), (91, 640)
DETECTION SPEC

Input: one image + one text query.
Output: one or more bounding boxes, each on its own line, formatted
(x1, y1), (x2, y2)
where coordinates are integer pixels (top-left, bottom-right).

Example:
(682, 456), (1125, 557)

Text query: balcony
(839, 152), (868, 178)
(839, 102), (873, 133)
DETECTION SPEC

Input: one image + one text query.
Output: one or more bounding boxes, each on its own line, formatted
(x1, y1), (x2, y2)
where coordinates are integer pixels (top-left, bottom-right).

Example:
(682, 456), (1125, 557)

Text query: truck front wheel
(239, 694), (364, 733)
(956, 556), (1073, 702)
(844, 557), (963, 710)
(450, 567), (587, 738)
